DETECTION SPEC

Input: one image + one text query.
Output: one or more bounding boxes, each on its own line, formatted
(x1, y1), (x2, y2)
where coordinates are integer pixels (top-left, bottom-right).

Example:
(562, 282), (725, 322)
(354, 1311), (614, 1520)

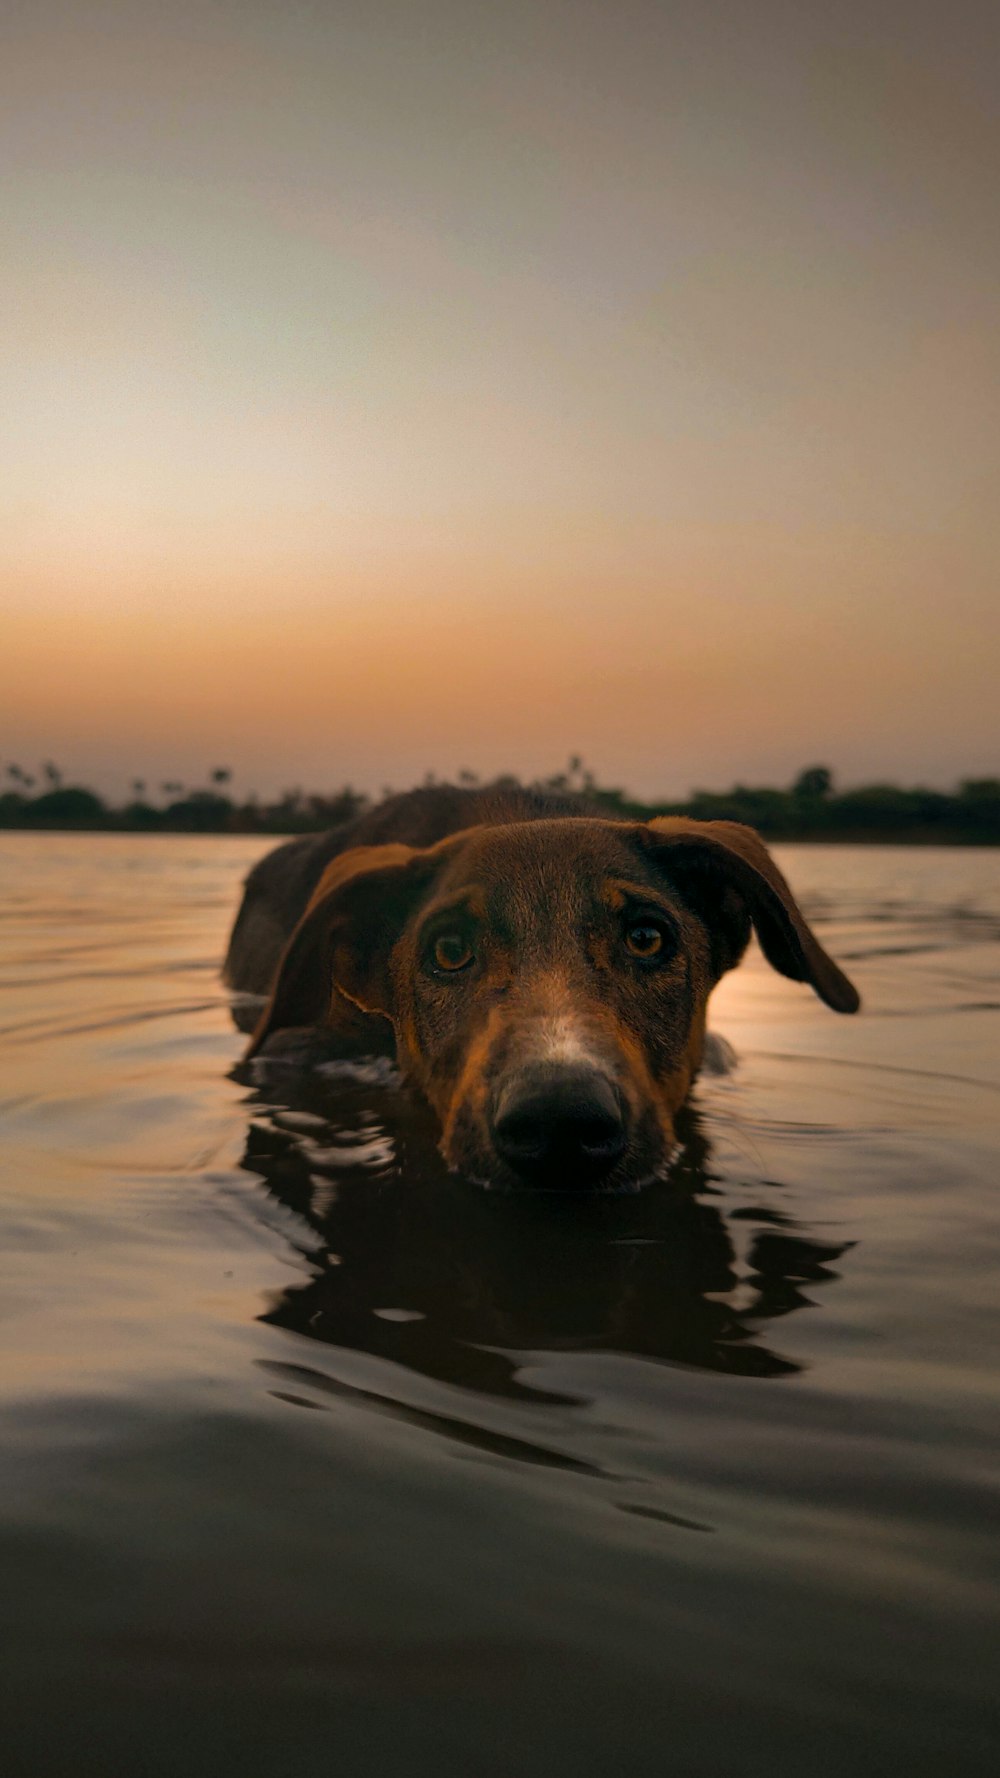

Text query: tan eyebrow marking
(601, 878), (676, 916)
(417, 885), (489, 927)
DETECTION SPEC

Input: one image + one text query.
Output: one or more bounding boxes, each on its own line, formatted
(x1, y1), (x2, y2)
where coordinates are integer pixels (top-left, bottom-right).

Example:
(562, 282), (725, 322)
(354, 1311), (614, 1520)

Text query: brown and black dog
(225, 785), (859, 1190)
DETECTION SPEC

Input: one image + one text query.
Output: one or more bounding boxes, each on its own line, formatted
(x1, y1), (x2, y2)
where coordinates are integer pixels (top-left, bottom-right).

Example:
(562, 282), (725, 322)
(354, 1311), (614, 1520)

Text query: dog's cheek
(650, 967), (713, 1130)
(611, 941), (710, 1135)
(388, 941), (441, 1080)
(397, 982), (466, 1111)
(632, 1098), (679, 1176)
(618, 950), (694, 1074)
(392, 1004), (425, 1080)
(438, 1090), (494, 1179)
(433, 1001), (515, 1176)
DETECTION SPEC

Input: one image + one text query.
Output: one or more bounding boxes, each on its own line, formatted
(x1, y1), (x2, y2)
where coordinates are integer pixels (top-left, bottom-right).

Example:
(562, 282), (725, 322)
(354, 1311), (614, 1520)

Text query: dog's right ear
(244, 842), (442, 1059)
(640, 817), (860, 1012)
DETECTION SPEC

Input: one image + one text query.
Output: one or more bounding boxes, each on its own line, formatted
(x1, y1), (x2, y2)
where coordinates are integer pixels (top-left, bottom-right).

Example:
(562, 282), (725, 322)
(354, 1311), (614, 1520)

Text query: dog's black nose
(491, 1066), (627, 1186)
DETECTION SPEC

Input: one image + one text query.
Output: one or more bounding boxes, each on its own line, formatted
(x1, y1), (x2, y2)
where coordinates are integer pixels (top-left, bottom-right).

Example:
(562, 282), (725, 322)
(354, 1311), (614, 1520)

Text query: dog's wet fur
(225, 786), (859, 1191)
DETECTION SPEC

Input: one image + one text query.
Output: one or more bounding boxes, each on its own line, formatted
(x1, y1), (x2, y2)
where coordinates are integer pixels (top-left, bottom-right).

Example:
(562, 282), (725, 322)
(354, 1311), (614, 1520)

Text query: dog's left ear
(640, 818), (860, 1013)
(244, 842), (443, 1059)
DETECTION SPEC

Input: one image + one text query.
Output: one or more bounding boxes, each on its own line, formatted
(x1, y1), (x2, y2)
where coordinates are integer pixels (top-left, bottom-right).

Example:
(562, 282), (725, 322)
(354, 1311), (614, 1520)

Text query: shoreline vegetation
(1, 759), (998, 845)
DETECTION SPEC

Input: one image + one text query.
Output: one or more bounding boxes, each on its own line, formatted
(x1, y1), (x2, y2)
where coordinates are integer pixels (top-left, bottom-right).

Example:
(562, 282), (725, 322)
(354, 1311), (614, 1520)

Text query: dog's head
(245, 818), (859, 1189)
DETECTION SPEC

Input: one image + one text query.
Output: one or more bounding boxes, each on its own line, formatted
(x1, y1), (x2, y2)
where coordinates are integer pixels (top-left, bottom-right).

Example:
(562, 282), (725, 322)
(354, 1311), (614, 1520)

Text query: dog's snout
(490, 1066), (627, 1186)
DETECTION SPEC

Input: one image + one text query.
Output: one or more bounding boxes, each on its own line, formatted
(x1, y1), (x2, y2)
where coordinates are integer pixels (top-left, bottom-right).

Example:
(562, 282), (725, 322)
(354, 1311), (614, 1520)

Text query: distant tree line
(1, 757), (998, 844)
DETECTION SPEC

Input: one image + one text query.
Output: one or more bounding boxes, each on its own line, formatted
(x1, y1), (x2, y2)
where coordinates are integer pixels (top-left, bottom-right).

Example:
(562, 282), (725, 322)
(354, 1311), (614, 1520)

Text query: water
(1, 832), (998, 1777)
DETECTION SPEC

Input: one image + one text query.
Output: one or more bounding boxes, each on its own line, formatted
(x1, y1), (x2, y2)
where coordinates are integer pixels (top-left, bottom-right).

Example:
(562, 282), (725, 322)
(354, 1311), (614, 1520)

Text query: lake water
(1, 832), (998, 1777)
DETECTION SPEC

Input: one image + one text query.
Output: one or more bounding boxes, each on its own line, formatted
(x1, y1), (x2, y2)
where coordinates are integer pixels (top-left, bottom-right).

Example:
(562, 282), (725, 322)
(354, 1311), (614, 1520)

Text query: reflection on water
(239, 1081), (850, 1394)
(0, 835), (998, 1778)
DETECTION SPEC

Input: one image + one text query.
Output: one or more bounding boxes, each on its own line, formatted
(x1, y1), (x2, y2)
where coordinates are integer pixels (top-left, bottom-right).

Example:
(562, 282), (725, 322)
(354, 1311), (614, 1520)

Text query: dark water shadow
(232, 1057), (853, 1404)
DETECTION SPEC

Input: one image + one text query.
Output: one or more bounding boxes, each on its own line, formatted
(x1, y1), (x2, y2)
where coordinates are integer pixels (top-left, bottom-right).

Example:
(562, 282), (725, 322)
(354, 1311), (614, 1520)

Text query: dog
(224, 785), (859, 1189)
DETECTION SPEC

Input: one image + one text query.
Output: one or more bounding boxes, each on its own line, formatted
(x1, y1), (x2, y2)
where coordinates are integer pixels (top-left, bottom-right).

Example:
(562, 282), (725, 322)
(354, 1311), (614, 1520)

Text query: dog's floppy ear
(641, 818), (860, 1013)
(244, 842), (442, 1059)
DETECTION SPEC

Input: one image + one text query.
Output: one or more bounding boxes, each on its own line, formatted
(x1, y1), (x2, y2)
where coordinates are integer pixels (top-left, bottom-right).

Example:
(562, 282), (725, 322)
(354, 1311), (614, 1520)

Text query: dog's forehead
(431, 819), (658, 918)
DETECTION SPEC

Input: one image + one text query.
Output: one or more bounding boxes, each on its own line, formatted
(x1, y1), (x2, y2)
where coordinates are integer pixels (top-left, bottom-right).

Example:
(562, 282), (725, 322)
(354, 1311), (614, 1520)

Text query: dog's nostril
(491, 1068), (627, 1184)
(492, 1110), (548, 1162)
(577, 1114), (626, 1157)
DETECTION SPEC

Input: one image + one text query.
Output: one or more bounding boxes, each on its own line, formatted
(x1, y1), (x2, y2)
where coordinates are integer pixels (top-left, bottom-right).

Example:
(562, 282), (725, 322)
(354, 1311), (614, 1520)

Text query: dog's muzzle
(489, 1064), (627, 1188)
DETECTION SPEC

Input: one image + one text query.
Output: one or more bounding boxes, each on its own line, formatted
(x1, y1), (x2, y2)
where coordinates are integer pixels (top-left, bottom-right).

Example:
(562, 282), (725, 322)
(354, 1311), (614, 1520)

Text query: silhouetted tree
(0, 762), (998, 841)
(23, 787), (105, 825)
(793, 766), (833, 799)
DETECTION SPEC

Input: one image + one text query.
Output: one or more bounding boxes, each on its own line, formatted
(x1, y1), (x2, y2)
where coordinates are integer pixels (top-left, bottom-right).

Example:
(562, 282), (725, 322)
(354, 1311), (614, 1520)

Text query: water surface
(1, 834), (998, 1776)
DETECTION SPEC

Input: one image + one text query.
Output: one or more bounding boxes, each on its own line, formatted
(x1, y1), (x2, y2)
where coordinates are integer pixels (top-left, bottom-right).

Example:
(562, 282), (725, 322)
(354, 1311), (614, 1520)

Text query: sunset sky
(3, 0), (997, 802)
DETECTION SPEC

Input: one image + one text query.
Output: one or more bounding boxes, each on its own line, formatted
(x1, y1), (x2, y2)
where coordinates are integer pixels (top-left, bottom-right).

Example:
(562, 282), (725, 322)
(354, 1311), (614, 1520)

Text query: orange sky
(3, 0), (997, 801)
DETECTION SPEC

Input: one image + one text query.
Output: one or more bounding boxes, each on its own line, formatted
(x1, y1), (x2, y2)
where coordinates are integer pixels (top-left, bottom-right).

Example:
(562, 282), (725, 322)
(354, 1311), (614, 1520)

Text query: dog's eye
(624, 920), (668, 960)
(432, 932), (474, 973)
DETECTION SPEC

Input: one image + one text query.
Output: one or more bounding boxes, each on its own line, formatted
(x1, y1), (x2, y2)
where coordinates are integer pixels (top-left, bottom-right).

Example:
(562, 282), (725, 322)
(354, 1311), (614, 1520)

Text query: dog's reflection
(236, 1062), (851, 1399)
